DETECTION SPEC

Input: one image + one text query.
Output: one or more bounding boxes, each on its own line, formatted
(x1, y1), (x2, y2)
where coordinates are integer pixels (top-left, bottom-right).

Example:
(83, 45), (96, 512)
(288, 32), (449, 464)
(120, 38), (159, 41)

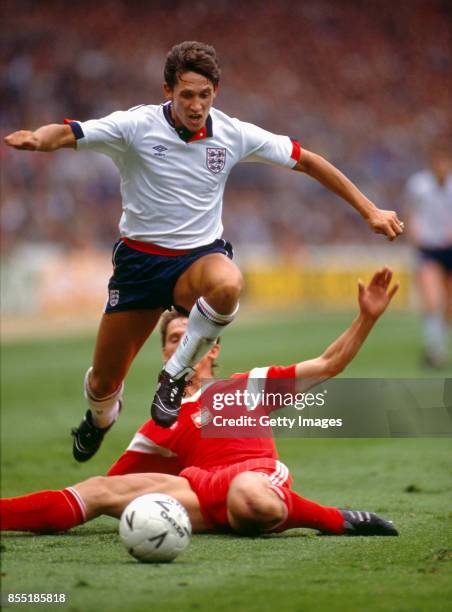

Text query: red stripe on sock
(63, 488), (87, 522)
(1, 489), (84, 533)
(270, 487), (344, 534)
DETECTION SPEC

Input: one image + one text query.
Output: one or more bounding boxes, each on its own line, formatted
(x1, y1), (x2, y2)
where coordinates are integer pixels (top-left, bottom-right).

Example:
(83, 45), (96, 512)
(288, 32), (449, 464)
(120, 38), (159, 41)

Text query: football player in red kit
(1, 268), (399, 537)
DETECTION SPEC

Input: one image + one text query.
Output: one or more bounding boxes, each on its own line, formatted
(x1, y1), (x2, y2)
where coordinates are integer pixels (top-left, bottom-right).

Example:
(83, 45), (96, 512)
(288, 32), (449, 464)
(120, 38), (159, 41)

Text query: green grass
(1, 310), (451, 611)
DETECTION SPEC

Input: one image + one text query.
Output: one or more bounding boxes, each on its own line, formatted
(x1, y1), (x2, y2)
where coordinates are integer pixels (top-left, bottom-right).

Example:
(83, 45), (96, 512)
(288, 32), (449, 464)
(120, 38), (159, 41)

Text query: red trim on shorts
(180, 458), (292, 531)
(121, 237), (192, 256)
(291, 139), (301, 162)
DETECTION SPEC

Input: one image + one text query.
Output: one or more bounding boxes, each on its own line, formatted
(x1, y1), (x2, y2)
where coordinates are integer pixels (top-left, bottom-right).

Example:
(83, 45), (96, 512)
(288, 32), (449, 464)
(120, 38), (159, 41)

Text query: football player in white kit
(405, 147), (452, 368)
(5, 41), (404, 461)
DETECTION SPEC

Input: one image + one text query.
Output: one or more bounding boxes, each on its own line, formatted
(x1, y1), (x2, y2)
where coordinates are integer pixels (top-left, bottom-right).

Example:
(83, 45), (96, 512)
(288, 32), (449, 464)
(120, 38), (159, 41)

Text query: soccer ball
(119, 493), (192, 563)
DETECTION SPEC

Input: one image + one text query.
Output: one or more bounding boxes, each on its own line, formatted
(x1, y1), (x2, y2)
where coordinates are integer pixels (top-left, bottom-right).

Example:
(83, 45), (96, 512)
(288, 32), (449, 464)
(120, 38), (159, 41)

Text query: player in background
(1, 268), (399, 537)
(405, 147), (452, 368)
(4, 41), (404, 463)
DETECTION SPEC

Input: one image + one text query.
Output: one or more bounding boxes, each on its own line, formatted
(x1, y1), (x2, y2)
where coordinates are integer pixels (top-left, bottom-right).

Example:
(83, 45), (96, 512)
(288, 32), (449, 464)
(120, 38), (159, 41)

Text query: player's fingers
(376, 220), (394, 240)
(383, 268), (393, 288)
(5, 131), (34, 149)
(10, 142), (28, 150)
(5, 137), (22, 148)
(389, 210), (403, 224)
(368, 271), (378, 286)
(393, 221), (403, 235)
(388, 281), (400, 300)
(374, 267), (386, 284)
(358, 279), (365, 298)
(13, 140), (35, 151)
(391, 214), (404, 234)
(5, 131), (23, 142)
(369, 269), (380, 286)
(376, 268), (387, 287)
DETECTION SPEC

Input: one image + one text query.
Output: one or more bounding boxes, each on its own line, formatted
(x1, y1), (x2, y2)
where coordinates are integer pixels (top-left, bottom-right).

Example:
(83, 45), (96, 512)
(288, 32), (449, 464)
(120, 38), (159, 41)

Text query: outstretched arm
(294, 267), (399, 391)
(4, 124), (76, 152)
(293, 149), (404, 241)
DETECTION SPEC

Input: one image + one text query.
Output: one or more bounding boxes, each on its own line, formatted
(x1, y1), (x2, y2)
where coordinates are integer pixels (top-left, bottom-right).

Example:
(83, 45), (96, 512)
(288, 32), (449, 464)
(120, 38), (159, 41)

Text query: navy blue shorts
(105, 238), (234, 313)
(418, 247), (452, 272)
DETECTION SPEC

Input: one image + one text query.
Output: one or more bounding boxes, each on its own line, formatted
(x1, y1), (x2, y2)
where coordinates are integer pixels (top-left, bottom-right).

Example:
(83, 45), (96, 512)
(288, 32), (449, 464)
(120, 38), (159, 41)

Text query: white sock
(165, 297), (239, 378)
(423, 314), (447, 359)
(84, 367), (124, 428)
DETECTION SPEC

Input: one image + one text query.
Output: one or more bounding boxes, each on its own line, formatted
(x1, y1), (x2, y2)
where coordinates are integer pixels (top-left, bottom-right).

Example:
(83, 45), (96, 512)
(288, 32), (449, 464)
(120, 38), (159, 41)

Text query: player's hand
(358, 267), (399, 320)
(4, 130), (39, 151)
(367, 209), (404, 241)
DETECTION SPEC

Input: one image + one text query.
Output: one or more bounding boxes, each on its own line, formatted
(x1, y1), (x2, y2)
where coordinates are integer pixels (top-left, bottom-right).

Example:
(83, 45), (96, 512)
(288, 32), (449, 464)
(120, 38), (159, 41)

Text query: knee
(207, 271), (244, 309)
(89, 368), (122, 399)
(79, 476), (112, 515)
(227, 268), (244, 297)
(226, 473), (285, 535)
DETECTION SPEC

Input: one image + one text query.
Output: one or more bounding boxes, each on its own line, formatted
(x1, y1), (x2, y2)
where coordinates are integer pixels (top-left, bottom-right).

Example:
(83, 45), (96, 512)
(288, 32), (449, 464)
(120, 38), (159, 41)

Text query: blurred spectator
(405, 145), (452, 368)
(1, 0), (451, 255)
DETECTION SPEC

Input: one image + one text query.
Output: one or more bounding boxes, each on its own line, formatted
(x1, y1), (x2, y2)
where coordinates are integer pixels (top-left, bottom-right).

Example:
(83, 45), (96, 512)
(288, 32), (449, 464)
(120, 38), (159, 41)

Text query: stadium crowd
(1, 0), (451, 256)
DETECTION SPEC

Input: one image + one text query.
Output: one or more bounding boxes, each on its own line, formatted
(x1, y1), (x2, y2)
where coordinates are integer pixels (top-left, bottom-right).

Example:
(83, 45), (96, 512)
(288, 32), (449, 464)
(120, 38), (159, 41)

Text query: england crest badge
(191, 408), (213, 428)
(109, 289), (120, 307)
(206, 147), (226, 174)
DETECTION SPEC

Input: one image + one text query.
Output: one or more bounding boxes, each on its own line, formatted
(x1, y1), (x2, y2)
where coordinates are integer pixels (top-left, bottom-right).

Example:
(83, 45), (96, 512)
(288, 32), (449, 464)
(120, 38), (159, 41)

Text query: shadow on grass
(1, 527), (321, 542)
(1, 526), (118, 539)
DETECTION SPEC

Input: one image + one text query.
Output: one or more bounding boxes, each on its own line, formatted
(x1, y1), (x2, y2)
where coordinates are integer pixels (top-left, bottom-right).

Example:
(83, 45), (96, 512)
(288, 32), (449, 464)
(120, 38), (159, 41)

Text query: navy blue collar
(162, 102), (213, 143)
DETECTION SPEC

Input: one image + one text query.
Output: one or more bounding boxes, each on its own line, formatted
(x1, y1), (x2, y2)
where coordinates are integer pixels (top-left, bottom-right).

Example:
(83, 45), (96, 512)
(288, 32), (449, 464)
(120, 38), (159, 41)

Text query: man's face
(162, 317), (188, 362)
(164, 71), (217, 132)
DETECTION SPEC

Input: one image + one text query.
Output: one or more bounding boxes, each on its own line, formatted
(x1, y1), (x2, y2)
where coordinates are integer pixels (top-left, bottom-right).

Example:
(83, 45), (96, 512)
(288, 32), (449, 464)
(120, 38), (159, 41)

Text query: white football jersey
(405, 170), (452, 248)
(70, 103), (299, 248)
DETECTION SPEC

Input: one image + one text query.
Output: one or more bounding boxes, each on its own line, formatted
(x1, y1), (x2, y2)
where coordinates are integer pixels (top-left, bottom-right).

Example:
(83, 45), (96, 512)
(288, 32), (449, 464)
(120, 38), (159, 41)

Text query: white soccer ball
(119, 493), (192, 563)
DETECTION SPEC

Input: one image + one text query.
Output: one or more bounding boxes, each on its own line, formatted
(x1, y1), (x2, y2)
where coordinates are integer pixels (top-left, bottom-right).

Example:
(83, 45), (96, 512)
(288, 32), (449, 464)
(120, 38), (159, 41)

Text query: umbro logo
(153, 144), (168, 157)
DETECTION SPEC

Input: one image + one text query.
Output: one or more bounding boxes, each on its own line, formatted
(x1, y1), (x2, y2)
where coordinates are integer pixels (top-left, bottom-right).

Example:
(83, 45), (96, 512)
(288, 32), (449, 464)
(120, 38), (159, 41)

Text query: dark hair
(164, 41), (221, 89)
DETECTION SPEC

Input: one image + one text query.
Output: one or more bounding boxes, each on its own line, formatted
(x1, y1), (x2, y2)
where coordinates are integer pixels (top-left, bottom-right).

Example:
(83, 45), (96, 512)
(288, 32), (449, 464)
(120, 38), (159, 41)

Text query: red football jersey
(131, 365), (296, 470)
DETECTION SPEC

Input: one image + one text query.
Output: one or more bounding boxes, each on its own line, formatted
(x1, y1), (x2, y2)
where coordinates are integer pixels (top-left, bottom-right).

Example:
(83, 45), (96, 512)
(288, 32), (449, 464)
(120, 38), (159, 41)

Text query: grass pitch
(1, 310), (451, 611)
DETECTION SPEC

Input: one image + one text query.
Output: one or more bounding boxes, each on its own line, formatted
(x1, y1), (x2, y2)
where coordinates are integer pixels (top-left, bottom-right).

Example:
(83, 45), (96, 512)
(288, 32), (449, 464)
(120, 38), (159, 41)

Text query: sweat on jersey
(121, 365), (296, 471)
(66, 103), (300, 249)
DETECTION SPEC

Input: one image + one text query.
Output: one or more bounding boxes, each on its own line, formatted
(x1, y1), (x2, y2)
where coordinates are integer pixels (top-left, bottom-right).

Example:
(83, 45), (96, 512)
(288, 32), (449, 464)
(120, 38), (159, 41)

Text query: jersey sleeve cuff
(64, 118), (85, 140)
(290, 139), (301, 165)
(267, 364), (297, 379)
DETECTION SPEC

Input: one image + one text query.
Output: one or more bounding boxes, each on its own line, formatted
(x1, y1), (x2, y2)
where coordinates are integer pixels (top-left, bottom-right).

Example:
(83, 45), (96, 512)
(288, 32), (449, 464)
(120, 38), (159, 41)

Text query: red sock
(0, 488), (86, 533)
(269, 486), (345, 534)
